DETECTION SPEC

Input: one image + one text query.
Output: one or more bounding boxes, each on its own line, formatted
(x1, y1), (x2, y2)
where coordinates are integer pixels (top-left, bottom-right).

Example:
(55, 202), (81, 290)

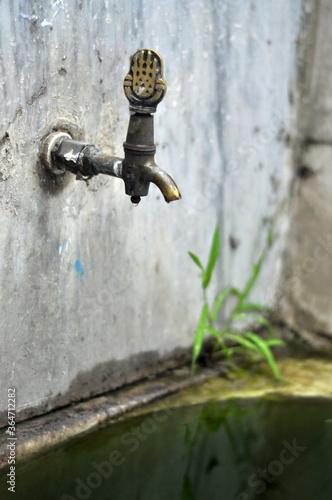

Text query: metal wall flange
(38, 118), (85, 176)
(39, 131), (72, 174)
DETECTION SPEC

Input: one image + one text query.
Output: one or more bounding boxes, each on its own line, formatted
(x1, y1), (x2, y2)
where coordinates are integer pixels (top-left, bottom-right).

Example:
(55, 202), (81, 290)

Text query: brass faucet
(40, 49), (181, 205)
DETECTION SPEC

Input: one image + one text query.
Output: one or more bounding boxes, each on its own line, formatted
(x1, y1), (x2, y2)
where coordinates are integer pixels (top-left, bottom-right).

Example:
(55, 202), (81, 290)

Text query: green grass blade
(191, 304), (209, 374)
(244, 332), (283, 380)
(237, 242), (268, 306)
(224, 333), (260, 353)
(203, 224), (220, 289)
(267, 324), (275, 339)
(233, 229), (272, 309)
(181, 475), (195, 500)
(266, 339), (286, 347)
(236, 302), (272, 313)
(205, 326), (221, 339)
(231, 312), (270, 327)
(188, 251), (205, 274)
(238, 259), (263, 304)
(211, 287), (239, 323)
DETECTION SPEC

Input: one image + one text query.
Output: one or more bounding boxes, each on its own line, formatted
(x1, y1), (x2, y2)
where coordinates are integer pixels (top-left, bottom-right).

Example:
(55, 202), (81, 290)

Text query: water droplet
(131, 196), (141, 206)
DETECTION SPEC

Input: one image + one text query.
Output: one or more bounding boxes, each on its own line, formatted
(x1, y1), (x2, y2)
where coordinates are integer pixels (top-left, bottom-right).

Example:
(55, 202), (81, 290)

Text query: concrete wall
(280, 0), (332, 352)
(0, 0), (303, 426)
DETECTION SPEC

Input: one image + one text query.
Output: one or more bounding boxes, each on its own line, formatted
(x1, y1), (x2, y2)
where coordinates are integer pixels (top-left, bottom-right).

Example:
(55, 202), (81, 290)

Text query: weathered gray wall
(0, 0), (303, 426)
(279, 0), (332, 352)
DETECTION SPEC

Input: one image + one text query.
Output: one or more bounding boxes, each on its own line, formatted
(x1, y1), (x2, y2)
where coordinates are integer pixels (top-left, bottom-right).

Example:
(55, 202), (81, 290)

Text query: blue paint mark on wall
(74, 259), (84, 279)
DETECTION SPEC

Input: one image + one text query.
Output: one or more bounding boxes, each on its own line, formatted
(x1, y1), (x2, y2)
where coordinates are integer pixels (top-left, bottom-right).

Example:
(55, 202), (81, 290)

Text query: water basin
(1, 394), (332, 499)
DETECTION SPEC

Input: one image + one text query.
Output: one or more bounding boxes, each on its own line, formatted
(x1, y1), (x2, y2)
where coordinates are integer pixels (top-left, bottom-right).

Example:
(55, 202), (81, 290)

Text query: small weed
(188, 224), (285, 380)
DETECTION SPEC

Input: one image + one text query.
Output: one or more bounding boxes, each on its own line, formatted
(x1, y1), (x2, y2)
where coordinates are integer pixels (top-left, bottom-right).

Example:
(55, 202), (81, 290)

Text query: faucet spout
(146, 165), (181, 203)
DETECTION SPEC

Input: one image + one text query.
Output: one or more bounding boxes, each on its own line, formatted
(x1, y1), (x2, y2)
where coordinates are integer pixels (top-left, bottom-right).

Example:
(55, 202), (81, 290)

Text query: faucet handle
(123, 49), (167, 113)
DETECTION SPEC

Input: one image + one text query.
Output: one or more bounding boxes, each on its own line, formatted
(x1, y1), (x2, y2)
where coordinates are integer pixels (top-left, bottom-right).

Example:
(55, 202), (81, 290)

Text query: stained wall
(0, 0), (303, 425)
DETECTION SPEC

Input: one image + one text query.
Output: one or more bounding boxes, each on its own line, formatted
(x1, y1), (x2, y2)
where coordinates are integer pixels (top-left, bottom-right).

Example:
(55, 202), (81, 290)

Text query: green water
(1, 395), (332, 500)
